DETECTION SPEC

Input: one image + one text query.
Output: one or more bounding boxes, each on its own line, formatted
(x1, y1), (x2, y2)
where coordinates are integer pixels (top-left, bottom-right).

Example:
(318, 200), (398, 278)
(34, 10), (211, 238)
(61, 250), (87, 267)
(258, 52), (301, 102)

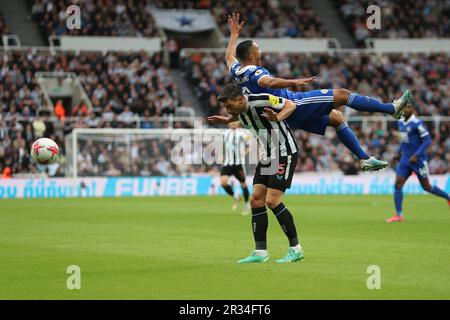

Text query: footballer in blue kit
(226, 13), (412, 172)
(386, 104), (450, 222)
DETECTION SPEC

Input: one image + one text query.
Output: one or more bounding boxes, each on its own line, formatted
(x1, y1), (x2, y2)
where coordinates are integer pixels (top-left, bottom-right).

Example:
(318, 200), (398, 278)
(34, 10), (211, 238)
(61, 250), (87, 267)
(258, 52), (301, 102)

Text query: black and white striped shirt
(237, 94), (299, 158)
(223, 128), (249, 166)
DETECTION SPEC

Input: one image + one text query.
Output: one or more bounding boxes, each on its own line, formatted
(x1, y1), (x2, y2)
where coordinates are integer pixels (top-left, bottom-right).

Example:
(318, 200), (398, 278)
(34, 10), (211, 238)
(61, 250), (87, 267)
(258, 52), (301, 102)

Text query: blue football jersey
(229, 61), (297, 100)
(398, 115), (430, 163)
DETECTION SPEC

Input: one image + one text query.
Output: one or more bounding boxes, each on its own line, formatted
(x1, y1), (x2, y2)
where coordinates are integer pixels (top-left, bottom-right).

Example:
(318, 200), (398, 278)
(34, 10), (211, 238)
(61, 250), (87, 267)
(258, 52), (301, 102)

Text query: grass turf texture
(0, 195), (449, 300)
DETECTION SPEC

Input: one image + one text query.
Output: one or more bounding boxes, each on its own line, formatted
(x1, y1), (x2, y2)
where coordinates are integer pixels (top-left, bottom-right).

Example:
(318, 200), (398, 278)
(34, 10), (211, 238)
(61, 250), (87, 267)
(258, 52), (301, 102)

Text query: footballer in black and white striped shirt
(208, 83), (303, 264)
(220, 122), (251, 215)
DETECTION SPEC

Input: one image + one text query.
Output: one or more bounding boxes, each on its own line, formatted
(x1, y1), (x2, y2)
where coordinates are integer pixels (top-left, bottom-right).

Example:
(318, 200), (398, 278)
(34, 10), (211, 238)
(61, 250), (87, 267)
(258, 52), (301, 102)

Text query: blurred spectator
(1, 166), (12, 179)
(31, 0), (160, 43)
(336, 0), (450, 47)
(0, 12), (11, 46)
(54, 99), (65, 120)
(32, 117), (46, 138)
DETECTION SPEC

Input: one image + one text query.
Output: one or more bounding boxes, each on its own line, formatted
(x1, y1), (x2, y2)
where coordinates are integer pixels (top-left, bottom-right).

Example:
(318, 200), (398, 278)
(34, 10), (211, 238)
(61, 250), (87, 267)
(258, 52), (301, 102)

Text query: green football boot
(392, 89), (411, 120)
(238, 251), (269, 264)
(276, 248), (304, 263)
(360, 156), (388, 172)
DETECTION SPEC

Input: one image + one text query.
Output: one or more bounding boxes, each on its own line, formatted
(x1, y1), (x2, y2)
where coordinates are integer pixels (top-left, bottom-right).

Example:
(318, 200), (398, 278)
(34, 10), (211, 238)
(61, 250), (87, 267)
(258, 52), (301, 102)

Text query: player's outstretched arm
(207, 114), (239, 125)
(258, 75), (317, 89)
(410, 134), (432, 163)
(226, 13), (244, 69)
(262, 100), (296, 122)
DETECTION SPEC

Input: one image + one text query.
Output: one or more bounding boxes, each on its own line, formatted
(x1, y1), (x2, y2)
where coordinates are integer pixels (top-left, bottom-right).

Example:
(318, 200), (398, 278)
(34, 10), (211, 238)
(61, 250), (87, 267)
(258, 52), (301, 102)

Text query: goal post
(64, 128), (256, 179)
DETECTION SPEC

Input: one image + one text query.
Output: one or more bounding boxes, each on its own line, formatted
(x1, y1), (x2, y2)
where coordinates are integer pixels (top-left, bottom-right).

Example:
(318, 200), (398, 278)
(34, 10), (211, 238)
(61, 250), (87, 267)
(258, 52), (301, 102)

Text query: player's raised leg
(238, 184), (269, 263)
(293, 92), (387, 172)
(328, 110), (388, 171)
(333, 88), (411, 120)
(265, 188), (304, 263)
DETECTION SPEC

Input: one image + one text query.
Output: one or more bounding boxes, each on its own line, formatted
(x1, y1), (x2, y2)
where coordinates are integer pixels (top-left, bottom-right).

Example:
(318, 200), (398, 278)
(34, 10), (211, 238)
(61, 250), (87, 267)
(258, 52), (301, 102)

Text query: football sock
(347, 93), (394, 114)
(242, 186), (250, 202)
(429, 186), (449, 200)
(336, 122), (370, 160)
(254, 249), (268, 256)
(270, 203), (299, 247)
(222, 184), (234, 197)
(394, 188), (403, 216)
(252, 207), (268, 250)
(290, 244), (302, 253)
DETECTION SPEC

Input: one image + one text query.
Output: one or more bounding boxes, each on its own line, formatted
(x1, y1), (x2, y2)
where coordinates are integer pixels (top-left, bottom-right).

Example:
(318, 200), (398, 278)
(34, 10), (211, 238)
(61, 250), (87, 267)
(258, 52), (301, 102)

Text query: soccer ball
(31, 138), (59, 165)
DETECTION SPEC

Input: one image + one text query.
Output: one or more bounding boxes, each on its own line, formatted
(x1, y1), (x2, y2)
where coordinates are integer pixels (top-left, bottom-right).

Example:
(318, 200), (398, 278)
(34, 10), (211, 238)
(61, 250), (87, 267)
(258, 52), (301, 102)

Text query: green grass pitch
(0, 195), (449, 300)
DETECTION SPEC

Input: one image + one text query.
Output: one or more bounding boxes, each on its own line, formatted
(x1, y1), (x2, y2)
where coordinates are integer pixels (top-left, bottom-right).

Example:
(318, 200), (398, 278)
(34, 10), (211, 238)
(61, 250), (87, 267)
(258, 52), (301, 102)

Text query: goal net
(65, 128), (257, 179)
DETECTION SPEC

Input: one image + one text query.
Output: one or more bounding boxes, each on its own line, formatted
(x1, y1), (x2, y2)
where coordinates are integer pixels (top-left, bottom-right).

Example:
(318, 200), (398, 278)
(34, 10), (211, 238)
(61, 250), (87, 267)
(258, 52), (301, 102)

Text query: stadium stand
(335, 0), (450, 47)
(31, 0), (327, 40)
(1, 50), (181, 117)
(0, 48), (190, 176)
(180, 50), (449, 174)
(0, 12), (11, 46)
(201, 0), (329, 38)
(29, 0), (160, 41)
(182, 51), (449, 117)
(1, 1), (448, 178)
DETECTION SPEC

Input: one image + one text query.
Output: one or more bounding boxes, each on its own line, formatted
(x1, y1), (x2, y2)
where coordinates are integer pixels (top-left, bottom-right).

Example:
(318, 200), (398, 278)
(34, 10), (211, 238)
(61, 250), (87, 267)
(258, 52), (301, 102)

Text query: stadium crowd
(0, 12), (10, 46)
(1, 1), (448, 177)
(1, 50), (182, 119)
(179, 50), (449, 175)
(25, 0), (450, 49)
(182, 51), (449, 117)
(336, 0), (450, 47)
(30, 0), (327, 41)
(0, 48), (188, 177)
(153, 0), (327, 38)
(30, 0), (160, 40)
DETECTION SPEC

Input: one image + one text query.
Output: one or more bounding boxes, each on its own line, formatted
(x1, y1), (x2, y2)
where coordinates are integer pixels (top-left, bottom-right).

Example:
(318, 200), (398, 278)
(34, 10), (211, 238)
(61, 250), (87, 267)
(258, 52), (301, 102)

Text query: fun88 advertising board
(0, 174), (448, 199)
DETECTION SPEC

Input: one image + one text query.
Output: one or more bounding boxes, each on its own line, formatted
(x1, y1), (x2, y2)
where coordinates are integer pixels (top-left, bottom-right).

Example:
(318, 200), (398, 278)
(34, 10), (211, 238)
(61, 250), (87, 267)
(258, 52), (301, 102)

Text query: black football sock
(270, 202), (299, 247)
(252, 206), (268, 250)
(242, 186), (250, 202)
(222, 184), (234, 197)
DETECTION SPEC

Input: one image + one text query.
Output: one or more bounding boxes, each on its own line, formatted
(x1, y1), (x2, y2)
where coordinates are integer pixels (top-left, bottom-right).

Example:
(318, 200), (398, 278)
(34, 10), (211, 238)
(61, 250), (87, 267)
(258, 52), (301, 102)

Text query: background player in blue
(225, 13), (411, 172)
(386, 104), (450, 222)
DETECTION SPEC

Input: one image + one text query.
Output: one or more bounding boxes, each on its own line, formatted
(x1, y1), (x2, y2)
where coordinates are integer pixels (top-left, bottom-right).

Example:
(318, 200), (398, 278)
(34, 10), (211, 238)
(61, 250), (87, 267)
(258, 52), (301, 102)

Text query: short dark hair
(218, 83), (243, 103)
(236, 40), (254, 61)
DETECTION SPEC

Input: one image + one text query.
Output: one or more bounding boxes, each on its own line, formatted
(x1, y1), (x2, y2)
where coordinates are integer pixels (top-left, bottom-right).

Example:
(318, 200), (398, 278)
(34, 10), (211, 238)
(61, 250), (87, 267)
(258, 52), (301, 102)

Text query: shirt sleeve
(229, 61), (241, 77)
(249, 66), (271, 85)
(248, 94), (286, 110)
(417, 122), (429, 138)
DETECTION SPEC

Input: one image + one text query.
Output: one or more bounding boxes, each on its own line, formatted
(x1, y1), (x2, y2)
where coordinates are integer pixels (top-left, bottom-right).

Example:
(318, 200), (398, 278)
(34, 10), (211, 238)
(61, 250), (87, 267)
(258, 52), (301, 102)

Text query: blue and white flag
(150, 9), (216, 33)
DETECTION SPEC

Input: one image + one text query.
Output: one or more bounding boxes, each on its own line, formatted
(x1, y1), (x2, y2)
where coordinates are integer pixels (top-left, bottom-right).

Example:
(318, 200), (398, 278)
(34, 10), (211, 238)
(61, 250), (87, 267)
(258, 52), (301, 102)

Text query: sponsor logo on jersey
(234, 75), (250, 84)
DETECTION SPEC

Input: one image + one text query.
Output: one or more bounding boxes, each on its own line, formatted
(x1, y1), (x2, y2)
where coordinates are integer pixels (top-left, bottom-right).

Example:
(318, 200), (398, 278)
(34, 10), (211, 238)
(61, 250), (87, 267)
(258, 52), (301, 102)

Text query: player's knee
(395, 180), (404, 190)
(265, 197), (281, 210)
(329, 110), (345, 127)
(334, 89), (350, 104)
(421, 181), (432, 192)
(251, 197), (265, 208)
(220, 177), (228, 186)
